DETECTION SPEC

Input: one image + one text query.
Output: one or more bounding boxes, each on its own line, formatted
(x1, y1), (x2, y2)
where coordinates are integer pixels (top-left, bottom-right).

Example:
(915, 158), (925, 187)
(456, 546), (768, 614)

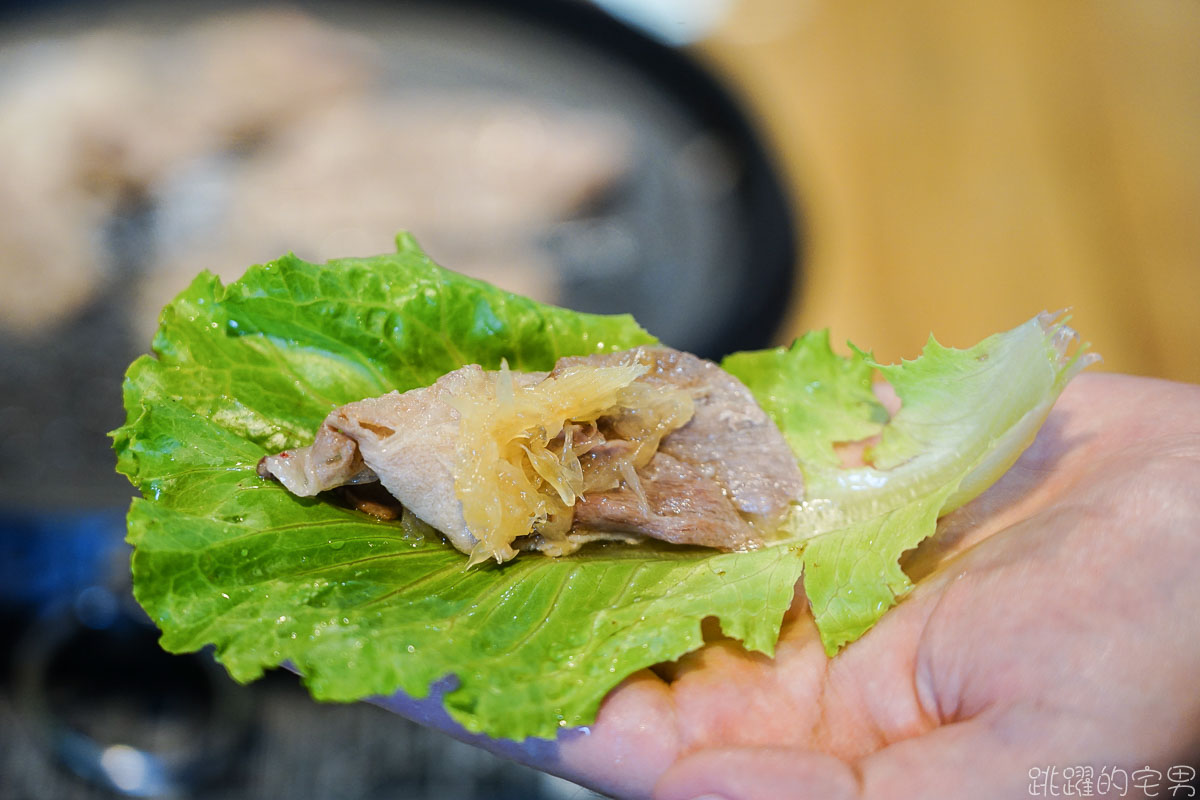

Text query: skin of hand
(377, 372), (1200, 799)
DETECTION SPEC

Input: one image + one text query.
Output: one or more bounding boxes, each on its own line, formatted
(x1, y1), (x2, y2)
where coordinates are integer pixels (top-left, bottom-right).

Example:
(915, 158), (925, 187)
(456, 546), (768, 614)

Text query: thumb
(653, 747), (861, 800)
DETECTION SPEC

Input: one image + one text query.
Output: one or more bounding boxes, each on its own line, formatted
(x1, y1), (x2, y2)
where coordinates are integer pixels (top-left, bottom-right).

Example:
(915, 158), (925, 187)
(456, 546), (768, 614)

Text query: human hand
(379, 373), (1200, 799)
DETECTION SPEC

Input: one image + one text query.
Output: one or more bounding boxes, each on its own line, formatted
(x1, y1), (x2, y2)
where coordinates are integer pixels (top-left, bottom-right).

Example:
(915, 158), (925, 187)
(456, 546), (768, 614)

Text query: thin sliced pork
(259, 347), (803, 562)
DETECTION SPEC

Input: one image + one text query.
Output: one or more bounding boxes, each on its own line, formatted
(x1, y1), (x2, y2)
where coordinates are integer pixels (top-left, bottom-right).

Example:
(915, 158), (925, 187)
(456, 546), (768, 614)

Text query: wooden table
(702, 0), (1200, 383)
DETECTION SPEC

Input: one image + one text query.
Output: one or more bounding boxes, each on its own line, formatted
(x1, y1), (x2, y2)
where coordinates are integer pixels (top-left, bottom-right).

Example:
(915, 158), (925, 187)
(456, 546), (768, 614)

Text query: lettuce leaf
(114, 235), (1092, 737)
(723, 316), (1094, 653)
(114, 236), (803, 740)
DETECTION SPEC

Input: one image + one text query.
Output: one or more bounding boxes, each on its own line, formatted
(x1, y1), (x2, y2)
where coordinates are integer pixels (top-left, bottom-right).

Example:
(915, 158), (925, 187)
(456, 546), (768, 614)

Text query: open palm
(383, 373), (1200, 799)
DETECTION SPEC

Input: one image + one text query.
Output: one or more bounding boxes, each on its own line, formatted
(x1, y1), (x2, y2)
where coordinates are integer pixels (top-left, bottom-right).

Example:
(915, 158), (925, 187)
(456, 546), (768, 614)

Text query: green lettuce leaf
(114, 235), (804, 741)
(114, 235), (1092, 737)
(723, 315), (1094, 653)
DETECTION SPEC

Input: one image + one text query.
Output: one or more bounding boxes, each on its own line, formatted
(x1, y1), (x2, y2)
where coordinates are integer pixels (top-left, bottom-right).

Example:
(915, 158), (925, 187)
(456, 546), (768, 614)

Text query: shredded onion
(452, 357), (693, 564)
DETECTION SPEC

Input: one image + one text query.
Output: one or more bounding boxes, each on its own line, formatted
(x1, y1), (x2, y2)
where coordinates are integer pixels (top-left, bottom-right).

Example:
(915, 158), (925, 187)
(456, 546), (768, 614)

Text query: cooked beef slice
(572, 451), (761, 550)
(556, 347), (803, 532)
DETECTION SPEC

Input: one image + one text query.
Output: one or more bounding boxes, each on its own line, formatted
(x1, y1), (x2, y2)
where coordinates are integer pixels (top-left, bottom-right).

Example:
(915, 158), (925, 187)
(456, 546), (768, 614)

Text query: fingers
(650, 716), (1039, 800)
(557, 669), (682, 799)
(855, 716), (1033, 800)
(654, 747), (861, 800)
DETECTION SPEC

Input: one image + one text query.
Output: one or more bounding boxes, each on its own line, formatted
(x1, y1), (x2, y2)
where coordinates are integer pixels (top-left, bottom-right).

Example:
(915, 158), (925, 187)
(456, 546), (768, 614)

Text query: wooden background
(702, 0), (1200, 383)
